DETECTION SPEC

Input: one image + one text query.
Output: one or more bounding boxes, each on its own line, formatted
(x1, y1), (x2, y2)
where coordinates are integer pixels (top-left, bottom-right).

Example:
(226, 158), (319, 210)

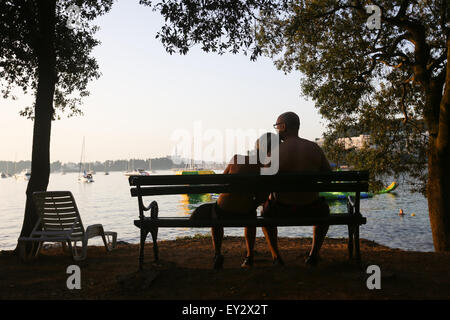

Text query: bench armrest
(347, 195), (355, 214)
(139, 200), (159, 219)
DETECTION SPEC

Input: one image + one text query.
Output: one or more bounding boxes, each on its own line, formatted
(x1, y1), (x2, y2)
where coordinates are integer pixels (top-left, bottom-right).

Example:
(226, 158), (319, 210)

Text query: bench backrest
(32, 191), (85, 238)
(129, 171), (369, 196)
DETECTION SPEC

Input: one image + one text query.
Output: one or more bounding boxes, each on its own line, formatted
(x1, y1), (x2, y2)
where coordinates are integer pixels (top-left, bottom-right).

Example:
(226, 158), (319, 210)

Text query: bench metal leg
(347, 225), (354, 259)
(150, 227), (159, 261)
(139, 228), (149, 271)
(354, 225), (361, 261)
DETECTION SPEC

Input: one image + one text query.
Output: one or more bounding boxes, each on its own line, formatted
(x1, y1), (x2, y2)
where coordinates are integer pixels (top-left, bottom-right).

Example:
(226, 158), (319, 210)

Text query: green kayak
(320, 181), (398, 200)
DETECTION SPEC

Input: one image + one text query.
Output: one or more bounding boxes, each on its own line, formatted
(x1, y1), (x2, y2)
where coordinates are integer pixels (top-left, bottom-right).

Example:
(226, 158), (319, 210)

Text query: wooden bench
(129, 171), (368, 270)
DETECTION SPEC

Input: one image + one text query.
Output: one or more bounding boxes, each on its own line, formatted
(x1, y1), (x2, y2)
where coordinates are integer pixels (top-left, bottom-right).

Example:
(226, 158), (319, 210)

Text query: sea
(0, 170), (434, 252)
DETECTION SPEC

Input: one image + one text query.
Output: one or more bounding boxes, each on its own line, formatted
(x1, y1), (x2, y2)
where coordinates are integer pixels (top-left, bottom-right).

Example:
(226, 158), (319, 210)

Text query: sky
(0, 1), (327, 164)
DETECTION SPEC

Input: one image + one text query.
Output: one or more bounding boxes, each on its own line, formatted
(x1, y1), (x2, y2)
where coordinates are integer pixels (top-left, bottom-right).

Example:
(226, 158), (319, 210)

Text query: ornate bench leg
(150, 226), (159, 261)
(139, 228), (149, 271)
(347, 225), (354, 259)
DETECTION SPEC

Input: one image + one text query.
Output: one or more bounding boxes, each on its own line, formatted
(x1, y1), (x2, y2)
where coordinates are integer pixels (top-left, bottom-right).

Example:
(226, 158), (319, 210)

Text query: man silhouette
(262, 111), (331, 266)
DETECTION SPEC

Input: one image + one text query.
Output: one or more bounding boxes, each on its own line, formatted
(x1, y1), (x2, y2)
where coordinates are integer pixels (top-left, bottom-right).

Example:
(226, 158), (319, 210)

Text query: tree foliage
(140, 0), (283, 59)
(144, 0), (448, 195)
(256, 0), (448, 194)
(0, 0), (114, 120)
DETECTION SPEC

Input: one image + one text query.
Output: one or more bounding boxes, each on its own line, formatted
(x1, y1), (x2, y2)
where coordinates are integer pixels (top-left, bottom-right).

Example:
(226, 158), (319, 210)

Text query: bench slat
(134, 214), (366, 228)
(129, 171), (369, 186)
(130, 182), (368, 197)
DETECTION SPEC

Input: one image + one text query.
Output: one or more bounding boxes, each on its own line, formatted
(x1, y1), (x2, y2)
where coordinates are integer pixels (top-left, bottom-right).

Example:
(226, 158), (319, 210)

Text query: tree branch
(395, 0), (411, 19)
(401, 82), (409, 124)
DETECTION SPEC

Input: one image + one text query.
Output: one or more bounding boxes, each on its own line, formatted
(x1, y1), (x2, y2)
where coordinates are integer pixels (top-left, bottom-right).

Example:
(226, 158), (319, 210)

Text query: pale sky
(0, 1), (327, 163)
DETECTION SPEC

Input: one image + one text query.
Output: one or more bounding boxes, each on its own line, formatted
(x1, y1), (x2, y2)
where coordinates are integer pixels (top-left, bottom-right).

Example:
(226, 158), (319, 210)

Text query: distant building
(337, 134), (371, 150)
(315, 134), (371, 150)
(315, 137), (325, 147)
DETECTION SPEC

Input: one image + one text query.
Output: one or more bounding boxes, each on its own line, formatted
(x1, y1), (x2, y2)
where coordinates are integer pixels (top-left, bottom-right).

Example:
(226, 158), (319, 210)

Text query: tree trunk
(427, 39), (450, 252)
(16, 0), (57, 255)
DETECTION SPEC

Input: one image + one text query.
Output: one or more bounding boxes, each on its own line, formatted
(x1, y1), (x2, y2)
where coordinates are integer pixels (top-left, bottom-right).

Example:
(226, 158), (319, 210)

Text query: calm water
(0, 171), (434, 252)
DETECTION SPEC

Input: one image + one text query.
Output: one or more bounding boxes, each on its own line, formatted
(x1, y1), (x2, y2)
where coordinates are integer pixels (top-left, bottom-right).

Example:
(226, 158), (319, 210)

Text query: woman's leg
(307, 200), (330, 264)
(309, 224), (329, 257)
(211, 226), (224, 269)
(261, 200), (284, 265)
(211, 226), (224, 256)
(244, 227), (256, 258)
(262, 226), (283, 265)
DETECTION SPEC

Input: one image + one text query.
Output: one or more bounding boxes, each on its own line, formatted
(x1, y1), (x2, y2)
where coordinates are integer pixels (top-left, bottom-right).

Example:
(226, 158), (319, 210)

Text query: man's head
(273, 111), (300, 141)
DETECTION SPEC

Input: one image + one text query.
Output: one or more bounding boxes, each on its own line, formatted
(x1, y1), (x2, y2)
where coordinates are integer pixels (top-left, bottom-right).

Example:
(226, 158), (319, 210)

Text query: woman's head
(254, 132), (280, 163)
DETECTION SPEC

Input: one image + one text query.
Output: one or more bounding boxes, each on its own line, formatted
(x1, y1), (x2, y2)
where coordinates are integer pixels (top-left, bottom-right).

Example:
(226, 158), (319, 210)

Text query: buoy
(411, 213), (416, 217)
(399, 209), (405, 216)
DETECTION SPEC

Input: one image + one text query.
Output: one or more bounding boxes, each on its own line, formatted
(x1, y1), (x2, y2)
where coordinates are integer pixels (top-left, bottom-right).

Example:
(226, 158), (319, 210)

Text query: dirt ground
(1, 236), (450, 300)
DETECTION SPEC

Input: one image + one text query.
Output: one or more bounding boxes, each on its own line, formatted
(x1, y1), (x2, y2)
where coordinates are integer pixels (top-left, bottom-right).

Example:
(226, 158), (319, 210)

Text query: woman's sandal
(273, 256), (285, 267)
(213, 254), (224, 269)
(305, 254), (320, 266)
(241, 256), (254, 268)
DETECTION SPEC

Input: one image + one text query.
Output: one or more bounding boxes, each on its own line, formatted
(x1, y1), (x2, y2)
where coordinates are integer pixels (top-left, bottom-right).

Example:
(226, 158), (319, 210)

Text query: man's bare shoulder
(281, 137), (318, 149)
(299, 137), (317, 145)
(299, 138), (325, 152)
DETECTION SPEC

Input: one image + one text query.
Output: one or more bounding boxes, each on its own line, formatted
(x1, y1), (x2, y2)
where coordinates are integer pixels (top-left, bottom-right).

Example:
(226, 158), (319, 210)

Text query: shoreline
(32, 233), (435, 254)
(1, 236), (449, 299)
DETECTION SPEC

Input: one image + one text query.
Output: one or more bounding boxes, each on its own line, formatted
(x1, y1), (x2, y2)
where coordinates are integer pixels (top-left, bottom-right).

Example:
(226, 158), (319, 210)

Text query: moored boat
(14, 169), (31, 181)
(79, 171), (94, 183)
(78, 137), (94, 183)
(124, 168), (150, 176)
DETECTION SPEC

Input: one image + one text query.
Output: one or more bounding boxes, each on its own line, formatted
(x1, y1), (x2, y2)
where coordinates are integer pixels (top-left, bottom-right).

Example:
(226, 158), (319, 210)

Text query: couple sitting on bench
(190, 111), (332, 269)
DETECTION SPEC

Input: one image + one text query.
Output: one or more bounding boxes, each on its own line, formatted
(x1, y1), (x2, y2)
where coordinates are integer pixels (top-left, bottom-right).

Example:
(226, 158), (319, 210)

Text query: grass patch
(176, 233), (211, 240)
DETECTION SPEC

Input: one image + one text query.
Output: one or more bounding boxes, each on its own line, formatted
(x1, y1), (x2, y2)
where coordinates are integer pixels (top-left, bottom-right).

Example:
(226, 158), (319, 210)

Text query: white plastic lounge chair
(18, 191), (117, 261)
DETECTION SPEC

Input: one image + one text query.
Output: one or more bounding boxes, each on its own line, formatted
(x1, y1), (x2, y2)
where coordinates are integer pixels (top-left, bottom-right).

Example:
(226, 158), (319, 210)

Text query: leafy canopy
(0, 0), (114, 120)
(143, 0), (448, 193)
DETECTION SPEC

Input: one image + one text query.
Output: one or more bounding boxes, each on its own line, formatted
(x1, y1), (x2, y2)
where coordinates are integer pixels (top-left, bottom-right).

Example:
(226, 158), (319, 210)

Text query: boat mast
(79, 137), (85, 178)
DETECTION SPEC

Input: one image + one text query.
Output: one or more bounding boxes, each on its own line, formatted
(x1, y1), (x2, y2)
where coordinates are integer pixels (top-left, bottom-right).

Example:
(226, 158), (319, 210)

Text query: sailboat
(124, 168), (150, 176)
(2, 162), (11, 178)
(104, 161), (110, 175)
(175, 159), (215, 175)
(78, 137), (94, 183)
(124, 159), (150, 176)
(87, 162), (96, 175)
(148, 159), (156, 173)
(14, 169), (31, 181)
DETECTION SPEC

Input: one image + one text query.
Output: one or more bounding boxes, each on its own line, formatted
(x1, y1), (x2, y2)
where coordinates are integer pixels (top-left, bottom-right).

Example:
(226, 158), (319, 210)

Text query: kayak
(204, 182), (399, 202)
(320, 181), (398, 201)
(179, 169), (398, 202)
(175, 169), (215, 175)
